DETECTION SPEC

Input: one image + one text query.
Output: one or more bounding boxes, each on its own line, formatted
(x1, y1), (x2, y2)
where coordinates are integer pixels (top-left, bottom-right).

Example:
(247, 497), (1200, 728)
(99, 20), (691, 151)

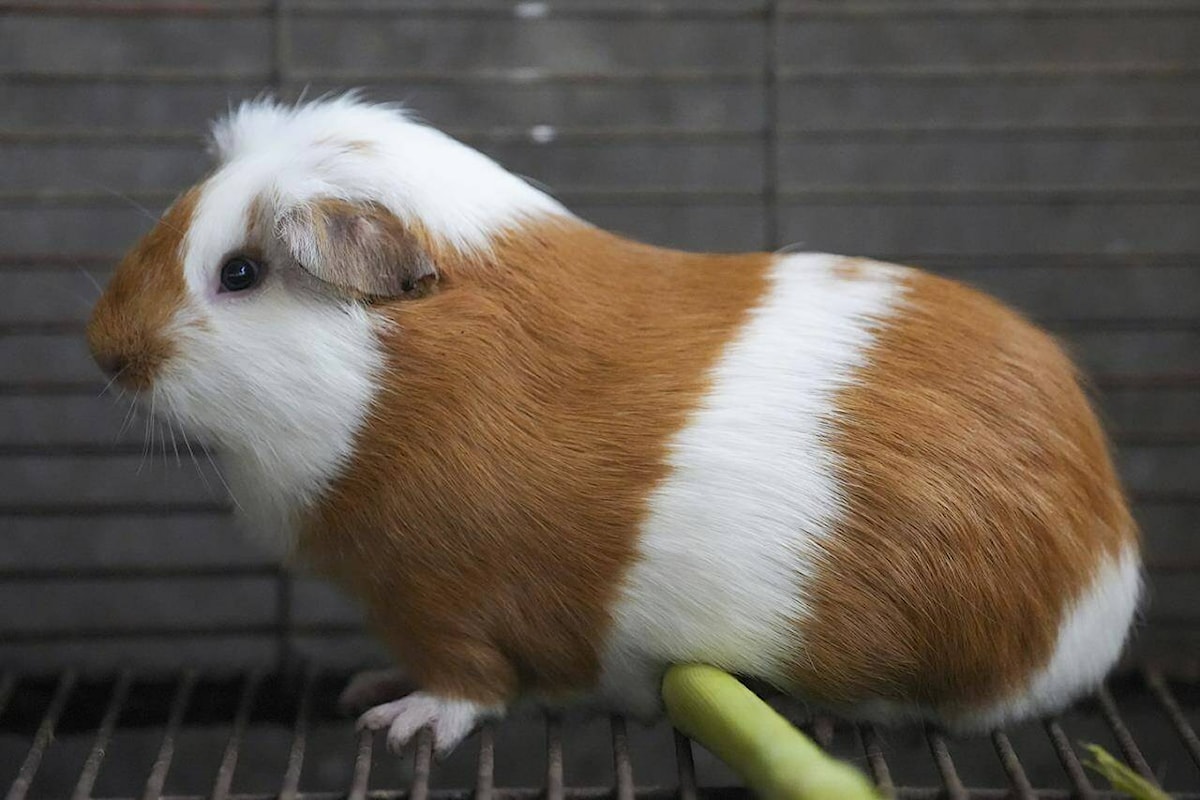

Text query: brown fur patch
(87, 187), (201, 390)
(794, 267), (1137, 716)
(301, 220), (773, 704)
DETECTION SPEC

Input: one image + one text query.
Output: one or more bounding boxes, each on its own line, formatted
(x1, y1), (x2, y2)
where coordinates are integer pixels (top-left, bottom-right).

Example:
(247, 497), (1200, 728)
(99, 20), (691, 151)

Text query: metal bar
(411, 728), (435, 800)
(0, 565), (276, 582)
(210, 671), (264, 800)
(1095, 683), (1160, 784)
(0, 126), (756, 147)
(777, 64), (1200, 82)
(12, 185), (1200, 207)
(0, 0), (769, 20)
(291, 1), (769, 18)
(779, 0), (1200, 18)
(280, 667), (317, 800)
(1111, 432), (1200, 447)
(475, 722), (496, 800)
(0, 255), (117, 269)
(858, 724), (895, 797)
(0, 442), (219, 458)
(0, 69), (266, 85)
(1096, 375), (1200, 391)
(347, 729), (373, 800)
(894, 791), (1194, 800)
(0, 67), (761, 86)
(925, 727), (968, 800)
(0, 502), (231, 516)
(779, 186), (1200, 205)
(0, 129), (204, 145)
(1146, 559), (1200, 574)
(1144, 668), (1200, 771)
(71, 670), (134, 800)
(761, 0), (779, 251)
(895, 253), (1200, 269)
(610, 716), (635, 800)
(778, 122), (1200, 141)
(6, 670), (76, 800)
(0, 1), (271, 16)
(0, 622), (363, 644)
(546, 715), (564, 800)
(141, 670), (198, 800)
(8, 0), (1200, 18)
(7, 122), (1200, 146)
(673, 730), (698, 800)
(1043, 318), (1200, 334)
(991, 730), (1036, 800)
(1044, 718), (1097, 799)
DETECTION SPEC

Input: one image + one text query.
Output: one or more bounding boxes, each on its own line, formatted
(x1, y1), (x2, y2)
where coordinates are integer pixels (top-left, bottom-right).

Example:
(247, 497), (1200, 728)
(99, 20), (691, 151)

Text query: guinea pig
(86, 95), (1141, 756)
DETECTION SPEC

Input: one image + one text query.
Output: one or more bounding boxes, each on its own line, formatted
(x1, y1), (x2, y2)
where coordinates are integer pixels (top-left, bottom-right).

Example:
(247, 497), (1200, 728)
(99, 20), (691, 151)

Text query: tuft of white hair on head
(210, 91), (402, 163)
(205, 91), (571, 256)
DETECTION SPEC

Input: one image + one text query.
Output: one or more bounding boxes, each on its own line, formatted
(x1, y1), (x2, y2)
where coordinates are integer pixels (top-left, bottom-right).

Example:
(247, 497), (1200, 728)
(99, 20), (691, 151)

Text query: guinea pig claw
(356, 692), (489, 757)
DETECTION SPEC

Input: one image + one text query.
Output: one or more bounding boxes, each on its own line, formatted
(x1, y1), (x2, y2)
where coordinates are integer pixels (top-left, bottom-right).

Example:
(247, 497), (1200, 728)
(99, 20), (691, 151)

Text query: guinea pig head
(86, 96), (567, 541)
(85, 125), (452, 535)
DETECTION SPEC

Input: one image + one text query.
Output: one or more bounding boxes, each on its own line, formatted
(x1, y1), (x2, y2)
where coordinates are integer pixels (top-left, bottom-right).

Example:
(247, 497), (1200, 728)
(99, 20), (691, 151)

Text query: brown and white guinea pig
(87, 95), (1141, 756)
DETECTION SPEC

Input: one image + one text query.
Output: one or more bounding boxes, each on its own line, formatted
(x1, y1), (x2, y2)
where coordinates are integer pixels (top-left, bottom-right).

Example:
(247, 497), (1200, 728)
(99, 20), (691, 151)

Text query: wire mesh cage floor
(2, 663), (1199, 799)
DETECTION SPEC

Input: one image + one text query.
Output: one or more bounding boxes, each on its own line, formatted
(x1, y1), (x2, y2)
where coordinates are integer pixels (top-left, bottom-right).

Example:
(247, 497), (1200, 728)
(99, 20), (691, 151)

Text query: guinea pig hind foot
(338, 667), (415, 715)
(357, 692), (503, 758)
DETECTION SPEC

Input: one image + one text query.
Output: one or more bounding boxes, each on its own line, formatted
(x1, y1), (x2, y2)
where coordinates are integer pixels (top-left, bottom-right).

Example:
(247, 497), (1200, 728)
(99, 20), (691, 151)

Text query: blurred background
(0, 0), (1198, 797)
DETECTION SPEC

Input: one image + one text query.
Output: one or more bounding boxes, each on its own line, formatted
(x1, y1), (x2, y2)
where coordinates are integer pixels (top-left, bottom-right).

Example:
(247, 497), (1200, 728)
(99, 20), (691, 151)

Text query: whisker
(138, 390), (155, 474)
(137, 412), (149, 473)
(97, 366), (127, 398)
(179, 426), (216, 498)
(166, 419), (182, 469)
(202, 444), (242, 512)
(150, 391), (158, 471)
(74, 262), (104, 298)
(117, 394), (139, 441)
(82, 179), (184, 236)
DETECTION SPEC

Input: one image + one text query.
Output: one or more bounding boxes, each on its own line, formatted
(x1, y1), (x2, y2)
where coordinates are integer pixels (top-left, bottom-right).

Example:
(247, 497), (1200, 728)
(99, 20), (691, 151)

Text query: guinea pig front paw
(357, 692), (496, 757)
(338, 667), (414, 715)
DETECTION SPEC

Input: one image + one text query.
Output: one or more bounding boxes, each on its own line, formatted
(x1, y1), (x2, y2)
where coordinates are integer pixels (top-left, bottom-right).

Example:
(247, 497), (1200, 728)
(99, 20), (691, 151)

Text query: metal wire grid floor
(1, 664), (1198, 800)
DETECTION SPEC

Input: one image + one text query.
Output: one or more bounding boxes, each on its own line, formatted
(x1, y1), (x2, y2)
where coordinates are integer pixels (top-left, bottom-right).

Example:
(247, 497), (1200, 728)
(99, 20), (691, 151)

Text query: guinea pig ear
(276, 198), (438, 300)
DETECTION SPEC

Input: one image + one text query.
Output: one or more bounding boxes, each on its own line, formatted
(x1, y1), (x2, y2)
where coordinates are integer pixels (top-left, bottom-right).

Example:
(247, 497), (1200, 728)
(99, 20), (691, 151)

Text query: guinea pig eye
(219, 256), (262, 293)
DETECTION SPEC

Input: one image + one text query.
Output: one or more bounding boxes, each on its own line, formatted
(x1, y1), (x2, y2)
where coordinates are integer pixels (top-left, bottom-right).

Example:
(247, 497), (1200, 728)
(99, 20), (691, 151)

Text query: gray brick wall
(1, 0), (1197, 671)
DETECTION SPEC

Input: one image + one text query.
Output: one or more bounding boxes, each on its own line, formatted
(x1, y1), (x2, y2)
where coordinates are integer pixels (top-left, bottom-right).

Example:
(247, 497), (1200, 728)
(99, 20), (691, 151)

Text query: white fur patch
(598, 254), (904, 715)
(155, 291), (383, 558)
(964, 543), (1142, 730)
(209, 94), (567, 255)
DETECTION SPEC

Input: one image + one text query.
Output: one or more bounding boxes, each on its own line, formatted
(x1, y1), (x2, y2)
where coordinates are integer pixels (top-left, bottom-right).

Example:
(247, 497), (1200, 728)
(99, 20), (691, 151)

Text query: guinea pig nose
(94, 350), (129, 379)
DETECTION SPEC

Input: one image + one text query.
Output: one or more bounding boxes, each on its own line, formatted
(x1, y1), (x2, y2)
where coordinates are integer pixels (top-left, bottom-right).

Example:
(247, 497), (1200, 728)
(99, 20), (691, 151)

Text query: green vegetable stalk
(662, 664), (882, 800)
